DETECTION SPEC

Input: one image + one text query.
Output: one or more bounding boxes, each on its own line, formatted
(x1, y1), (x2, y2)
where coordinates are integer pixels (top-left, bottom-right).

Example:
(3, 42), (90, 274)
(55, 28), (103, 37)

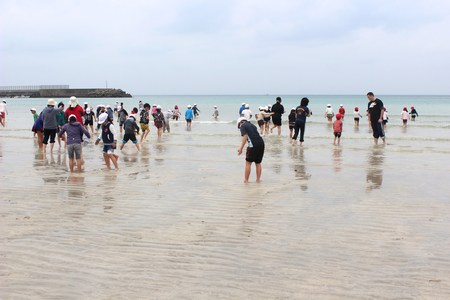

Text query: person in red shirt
(64, 96), (84, 123)
(333, 113), (343, 145)
(338, 104), (346, 120)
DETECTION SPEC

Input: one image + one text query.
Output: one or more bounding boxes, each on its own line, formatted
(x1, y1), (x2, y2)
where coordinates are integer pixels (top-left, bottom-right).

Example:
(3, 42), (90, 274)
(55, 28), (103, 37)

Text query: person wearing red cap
(401, 107), (410, 127)
(353, 107), (363, 128)
(333, 114), (343, 145)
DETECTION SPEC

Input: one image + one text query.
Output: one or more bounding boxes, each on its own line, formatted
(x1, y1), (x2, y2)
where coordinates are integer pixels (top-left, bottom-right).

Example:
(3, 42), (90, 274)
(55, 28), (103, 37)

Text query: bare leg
(109, 154), (119, 169)
(135, 142), (140, 151)
(76, 159), (82, 172)
(244, 161), (251, 183)
(69, 158), (74, 172)
(103, 153), (111, 169)
(255, 163), (262, 182)
(277, 126), (281, 136)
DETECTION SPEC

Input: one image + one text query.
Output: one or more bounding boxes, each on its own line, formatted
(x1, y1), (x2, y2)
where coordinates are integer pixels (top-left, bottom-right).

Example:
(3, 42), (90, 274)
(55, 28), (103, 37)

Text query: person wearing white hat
(192, 104), (200, 118)
(237, 117), (265, 183)
(65, 96), (84, 124)
(58, 114), (91, 172)
(241, 104), (252, 121)
(338, 104), (346, 120)
(185, 105), (194, 130)
(95, 112), (119, 170)
(325, 104), (334, 123)
(42, 98), (64, 153)
(84, 107), (96, 134)
(212, 106), (219, 120)
(120, 114), (140, 151)
(163, 109), (173, 133)
(153, 105), (165, 138)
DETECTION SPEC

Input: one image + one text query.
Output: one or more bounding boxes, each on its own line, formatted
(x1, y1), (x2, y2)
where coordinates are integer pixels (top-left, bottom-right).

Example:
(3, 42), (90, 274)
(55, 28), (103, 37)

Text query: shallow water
(1, 96), (450, 299)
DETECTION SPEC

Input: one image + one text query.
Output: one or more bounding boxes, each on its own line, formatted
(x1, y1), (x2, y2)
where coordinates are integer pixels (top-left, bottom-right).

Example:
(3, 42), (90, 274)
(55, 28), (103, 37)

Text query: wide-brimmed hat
(69, 96), (78, 108)
(47, 98), (56, 106)
(98, 112), (109, 124)
(237, 117), (247, 128)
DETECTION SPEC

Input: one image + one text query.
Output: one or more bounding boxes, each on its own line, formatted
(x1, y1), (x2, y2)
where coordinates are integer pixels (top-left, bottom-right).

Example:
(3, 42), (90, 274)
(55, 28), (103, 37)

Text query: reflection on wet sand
(289, 147), (311, 191)
(333, 146), (343, 173)
(366, 146), (385, 191)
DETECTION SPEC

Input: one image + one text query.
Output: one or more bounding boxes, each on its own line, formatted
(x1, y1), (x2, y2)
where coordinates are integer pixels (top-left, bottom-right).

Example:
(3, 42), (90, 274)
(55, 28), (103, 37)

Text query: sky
(1, 0), (450, 95)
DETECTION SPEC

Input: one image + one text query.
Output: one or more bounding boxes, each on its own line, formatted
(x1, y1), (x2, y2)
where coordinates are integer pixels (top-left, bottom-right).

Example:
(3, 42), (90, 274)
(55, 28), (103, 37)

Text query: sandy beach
(1, 110), (450, 299)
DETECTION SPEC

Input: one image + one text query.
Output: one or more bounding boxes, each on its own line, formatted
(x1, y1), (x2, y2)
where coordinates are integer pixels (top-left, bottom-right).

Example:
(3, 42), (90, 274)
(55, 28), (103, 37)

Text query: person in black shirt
(270, 97), (285, 136)
(237, 117), (265, 183)
(367, 92), (386, 145)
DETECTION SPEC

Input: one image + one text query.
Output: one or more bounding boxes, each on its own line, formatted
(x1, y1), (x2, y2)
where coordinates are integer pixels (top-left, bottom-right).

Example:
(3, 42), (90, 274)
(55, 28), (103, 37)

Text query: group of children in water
(29, 97), (221, 172)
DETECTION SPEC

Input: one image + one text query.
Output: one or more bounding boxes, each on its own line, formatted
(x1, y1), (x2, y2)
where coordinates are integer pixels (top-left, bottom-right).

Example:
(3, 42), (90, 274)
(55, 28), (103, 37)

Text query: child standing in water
(401, 107), (410, 127)
(95, 112), (119, 170)
(353, 107), (363, 128)
(410, 106), (419, 121)
(288, 108), (296, 139)
(333, 113), (343, 145)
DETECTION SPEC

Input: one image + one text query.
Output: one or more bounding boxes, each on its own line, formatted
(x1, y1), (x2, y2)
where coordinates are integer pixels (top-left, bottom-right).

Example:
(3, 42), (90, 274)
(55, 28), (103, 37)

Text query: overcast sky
(1, 0), (450, 95)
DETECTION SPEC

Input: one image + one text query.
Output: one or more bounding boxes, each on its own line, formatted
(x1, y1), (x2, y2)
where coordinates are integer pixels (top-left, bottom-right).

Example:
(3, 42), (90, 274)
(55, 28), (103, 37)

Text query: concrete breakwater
(0, 88), (132, 98)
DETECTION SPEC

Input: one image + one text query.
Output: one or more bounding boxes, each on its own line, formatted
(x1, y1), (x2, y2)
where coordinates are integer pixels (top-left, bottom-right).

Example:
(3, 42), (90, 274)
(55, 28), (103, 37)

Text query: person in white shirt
(325, 104), (334, 123)
(401, 107), (410, 127)
(0, 100), (8, 127)
(241, 104), (252, 120)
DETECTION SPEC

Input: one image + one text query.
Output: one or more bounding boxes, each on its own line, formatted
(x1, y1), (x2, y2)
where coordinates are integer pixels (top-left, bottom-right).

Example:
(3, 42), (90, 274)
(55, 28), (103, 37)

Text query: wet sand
(1, 127), (450, 299)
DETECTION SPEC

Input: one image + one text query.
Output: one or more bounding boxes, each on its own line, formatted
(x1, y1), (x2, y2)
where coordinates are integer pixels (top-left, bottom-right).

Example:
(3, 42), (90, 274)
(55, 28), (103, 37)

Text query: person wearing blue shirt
(185, 105), (194, 130)
(239, 103), (246, 116)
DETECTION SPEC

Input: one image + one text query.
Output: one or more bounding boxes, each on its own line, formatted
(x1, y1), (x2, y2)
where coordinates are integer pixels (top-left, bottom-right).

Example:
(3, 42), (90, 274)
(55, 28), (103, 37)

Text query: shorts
(334, 132), (342, 138)
(119, 120), (125, 126)
(103, 144), (115, 154)
(245, 144), (265, 164)
(67, 143), (82, 159)
(122, 133), (138, 144)
(289, 122), (295, 130)
(140, 123), (149, 132)
(402, 119), (407, 125)
(257, 120), (265, 127)
(84, 119), (93, 126)
(186, 119), (192, 123)
(354, 117), (360, 121)
(327, 114), (333, 118)
(154, 121), (163, 128)
(263, 117), (270, 123)
(371, 121), (385, 139)
(0, 112), (5, 118)
(272, 116), (282, 126)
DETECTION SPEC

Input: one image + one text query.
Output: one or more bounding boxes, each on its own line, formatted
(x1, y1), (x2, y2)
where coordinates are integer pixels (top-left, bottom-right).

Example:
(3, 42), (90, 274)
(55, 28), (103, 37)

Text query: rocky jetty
(0, 88), (132, 98)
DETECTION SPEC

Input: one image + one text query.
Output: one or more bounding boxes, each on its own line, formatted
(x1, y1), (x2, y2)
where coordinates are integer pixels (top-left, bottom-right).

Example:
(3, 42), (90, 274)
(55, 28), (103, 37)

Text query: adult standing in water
(65, 96), (84, 124)
(270, 97), (285, 136)
(42, 99), (63, 153)
(292, 97), (311, 146)
(367, 92), (386, 145)
(237, 117), (265, 183)
(192, 104), (200, 118)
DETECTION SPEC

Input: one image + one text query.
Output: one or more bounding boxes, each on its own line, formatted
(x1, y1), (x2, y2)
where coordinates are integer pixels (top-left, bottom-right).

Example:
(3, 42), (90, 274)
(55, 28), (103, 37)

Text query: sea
(1, 94), (450, 299)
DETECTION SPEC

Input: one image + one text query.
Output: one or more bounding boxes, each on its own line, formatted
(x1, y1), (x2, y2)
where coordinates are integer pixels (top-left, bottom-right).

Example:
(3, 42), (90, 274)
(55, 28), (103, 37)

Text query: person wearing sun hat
(153, 105), (165, 139)
(185, 104), (194, 130)
(120, 114), (140, 151)
(59, 114), (90, 172)
(95, 112), (119, 170)
(237, 117), (265, 183)
(65, 96), (84, 124)
(41, 98), (64, 153)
